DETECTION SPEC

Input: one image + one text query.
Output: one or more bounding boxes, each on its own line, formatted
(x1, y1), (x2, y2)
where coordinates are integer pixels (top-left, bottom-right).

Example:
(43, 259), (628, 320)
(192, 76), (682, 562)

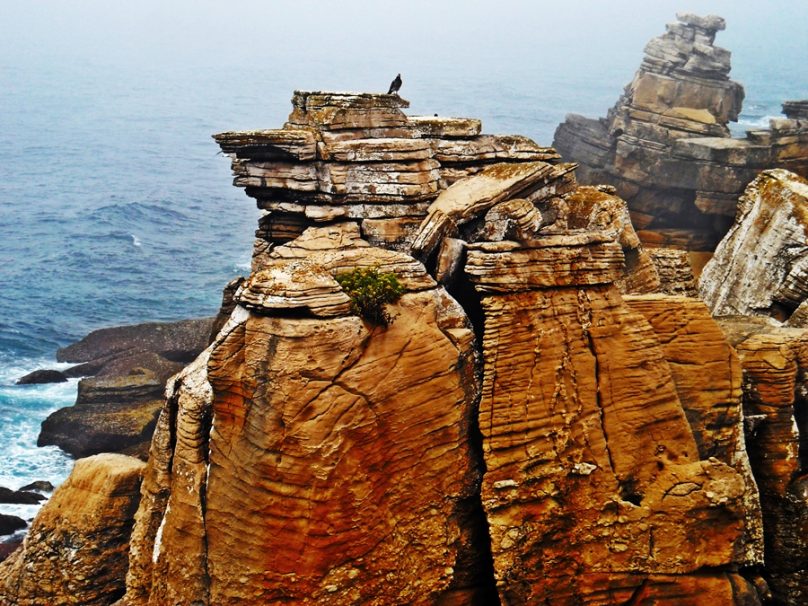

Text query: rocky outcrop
(717, 318), (808, 605)
(554, 13), (808, 250)
(16, 369), (67, 385)
(121, 224), (495, 605)
(0, 454), (145, 606)
(104, 92), (780, 604)
(214, 91), (559, 263)
(38, 318), (215, 458)
(465, 237), (760, 603)
(700, 169), (808, 321)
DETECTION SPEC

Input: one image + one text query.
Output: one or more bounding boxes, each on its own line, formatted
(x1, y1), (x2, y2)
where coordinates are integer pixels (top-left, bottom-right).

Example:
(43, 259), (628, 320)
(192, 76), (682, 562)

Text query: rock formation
(38, 318), (215, 458)
(553, 13), (808, 251)
(213, 91), (559, 264)
(120, 224), (495, 605)
(0, 454), (145, 606)
(700, 169), (808, 321)
(12, 89), (799, 605)
(717, 318), (808, 605)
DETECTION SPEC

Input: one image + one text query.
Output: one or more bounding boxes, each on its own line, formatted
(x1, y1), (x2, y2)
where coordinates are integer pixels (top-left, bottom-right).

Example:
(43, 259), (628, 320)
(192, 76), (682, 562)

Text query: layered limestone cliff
(718, 318), (808, 605)
(553, 13), (808, 251)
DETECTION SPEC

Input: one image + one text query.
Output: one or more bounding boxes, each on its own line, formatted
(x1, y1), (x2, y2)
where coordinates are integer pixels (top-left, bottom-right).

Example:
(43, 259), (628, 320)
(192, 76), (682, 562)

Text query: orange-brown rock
(564, 186), (660, 294)
(121, 224), (494, 605)
(0, 454), (146, 606)
(717, 317), (808, 605)
(467, 238), (759, 604)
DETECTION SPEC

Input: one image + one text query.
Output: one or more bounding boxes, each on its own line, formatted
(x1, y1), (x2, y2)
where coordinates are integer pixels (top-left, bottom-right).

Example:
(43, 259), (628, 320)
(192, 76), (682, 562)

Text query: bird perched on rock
(387, 73), (402, 95)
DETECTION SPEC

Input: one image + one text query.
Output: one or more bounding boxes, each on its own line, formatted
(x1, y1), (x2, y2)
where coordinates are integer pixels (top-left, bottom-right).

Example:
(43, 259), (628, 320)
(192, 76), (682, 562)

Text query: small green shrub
(335, 267), (404, 326)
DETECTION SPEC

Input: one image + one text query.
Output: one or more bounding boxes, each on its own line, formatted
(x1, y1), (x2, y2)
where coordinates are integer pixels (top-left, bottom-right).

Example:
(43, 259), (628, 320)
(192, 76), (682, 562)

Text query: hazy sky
(2, 1), (806, 135)
(3, 1), (806, 71)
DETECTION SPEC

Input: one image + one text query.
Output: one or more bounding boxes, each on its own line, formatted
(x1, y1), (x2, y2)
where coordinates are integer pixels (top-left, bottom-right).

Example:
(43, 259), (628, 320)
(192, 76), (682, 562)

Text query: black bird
(387, 73), (402, 95)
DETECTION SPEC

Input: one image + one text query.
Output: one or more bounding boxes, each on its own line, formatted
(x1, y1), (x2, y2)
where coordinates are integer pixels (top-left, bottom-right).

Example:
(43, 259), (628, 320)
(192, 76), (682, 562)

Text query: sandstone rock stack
(214, 91), (559, 263)
(16, 88), (808, 605)
(554, 13), (808, 250)
(121, 224), (496, 605)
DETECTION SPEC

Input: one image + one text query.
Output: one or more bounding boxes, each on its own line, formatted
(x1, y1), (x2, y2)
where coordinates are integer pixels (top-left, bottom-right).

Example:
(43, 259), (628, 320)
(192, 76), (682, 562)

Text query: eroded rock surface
(554, 13), (808, 250)
(700, 169), (808, 320)
(718, 318), (808, 605)
(467, 241), (759, 604)
(0, 454), (145, 606)
(122, 225), (494, 605)
(214, 91), (559, 262)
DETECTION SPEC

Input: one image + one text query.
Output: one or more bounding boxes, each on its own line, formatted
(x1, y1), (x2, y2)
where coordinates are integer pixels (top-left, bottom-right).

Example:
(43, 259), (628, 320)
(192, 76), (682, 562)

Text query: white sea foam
(737, 114), (779, 129)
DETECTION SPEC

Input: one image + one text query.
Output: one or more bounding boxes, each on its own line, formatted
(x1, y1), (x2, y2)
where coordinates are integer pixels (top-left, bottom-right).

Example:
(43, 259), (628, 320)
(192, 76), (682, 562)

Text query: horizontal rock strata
(466, 234), (760, 603)
(214, 91), (558, 262)
(0, 454), (145, 606)
(553, 13), (808, 250)
(38, 318), (214, 458)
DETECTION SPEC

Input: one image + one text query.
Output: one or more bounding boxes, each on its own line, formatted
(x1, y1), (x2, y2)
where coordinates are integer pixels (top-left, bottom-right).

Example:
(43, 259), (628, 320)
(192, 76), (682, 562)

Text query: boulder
(0, 487), (46, 505)
(17, 481), (54, 494)
(0, 514), (26, 536)
(700, 169), (808, 319)
(0, 454), (145, 606)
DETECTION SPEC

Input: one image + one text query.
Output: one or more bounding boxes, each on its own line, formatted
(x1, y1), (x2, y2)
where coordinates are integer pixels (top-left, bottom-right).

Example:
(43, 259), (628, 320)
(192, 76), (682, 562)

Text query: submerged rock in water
(0, 486), (46, 505)
(0, 514), (26, 537)
(15, 369), (68, 385)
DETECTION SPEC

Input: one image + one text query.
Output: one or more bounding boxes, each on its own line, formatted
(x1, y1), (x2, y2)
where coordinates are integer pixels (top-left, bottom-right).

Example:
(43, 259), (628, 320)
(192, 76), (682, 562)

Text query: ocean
(1, 1), (806, 523)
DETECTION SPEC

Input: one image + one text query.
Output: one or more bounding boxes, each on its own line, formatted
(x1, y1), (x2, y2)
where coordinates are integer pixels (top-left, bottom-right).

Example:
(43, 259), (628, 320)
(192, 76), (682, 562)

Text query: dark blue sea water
(1, 1), (806, 520)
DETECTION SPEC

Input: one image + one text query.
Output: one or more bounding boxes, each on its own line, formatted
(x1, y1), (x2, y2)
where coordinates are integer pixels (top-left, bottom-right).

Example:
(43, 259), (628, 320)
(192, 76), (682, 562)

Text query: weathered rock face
(554, 13), (808, 250)
(0, 454), (145, 606)
(700, 169), (808, 320)
(717, 318), (808, 606)
(108, 91), (783, 605)
(121, 224), (495, 605)
(38, 318), (215, 459)
(214, 91), (559, 263)
(465, 236), (760, 603)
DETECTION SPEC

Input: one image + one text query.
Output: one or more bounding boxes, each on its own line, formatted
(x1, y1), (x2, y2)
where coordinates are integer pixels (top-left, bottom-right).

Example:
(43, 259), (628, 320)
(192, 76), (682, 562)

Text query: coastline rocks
(553, 13), (808, 250)
(121, 225), (495, 605)
(0, 487), (46, 505)
(15, 369), (67, 385)
(0, 454), (146, 606)
(700, 169), (808, 320)
(717, 318), (808, 605)
(0, 514), (26, 536)
(466, 237), (760, 603)
(38, 318), (215, 459)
